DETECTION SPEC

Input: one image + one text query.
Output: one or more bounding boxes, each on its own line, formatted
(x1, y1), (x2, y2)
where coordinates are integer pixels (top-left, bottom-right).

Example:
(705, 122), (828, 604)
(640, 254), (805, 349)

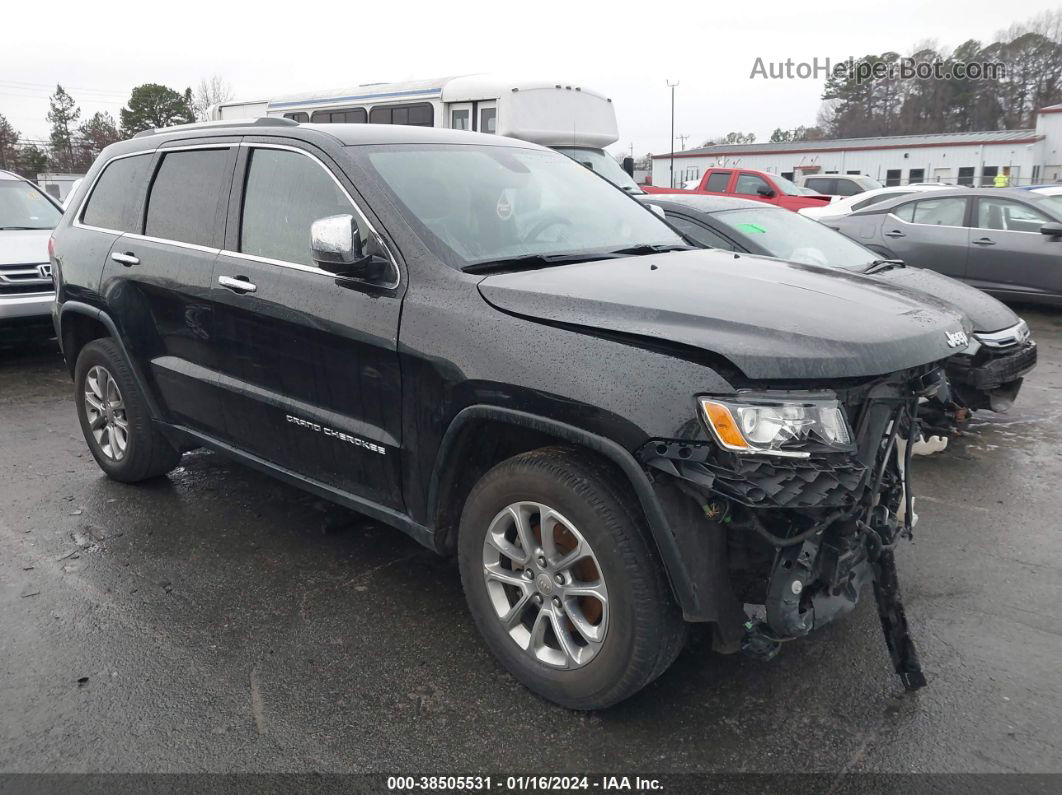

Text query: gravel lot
(2, 309), (1061, 775)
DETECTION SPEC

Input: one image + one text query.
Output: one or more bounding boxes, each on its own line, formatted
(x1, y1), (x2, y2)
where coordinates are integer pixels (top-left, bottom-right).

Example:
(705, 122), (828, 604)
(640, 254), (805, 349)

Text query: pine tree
(47, 85), (80, 171)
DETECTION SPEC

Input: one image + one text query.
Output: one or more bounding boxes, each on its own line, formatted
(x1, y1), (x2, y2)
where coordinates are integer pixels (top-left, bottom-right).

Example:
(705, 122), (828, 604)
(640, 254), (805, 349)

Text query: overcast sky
(2, 0), (1055, 155)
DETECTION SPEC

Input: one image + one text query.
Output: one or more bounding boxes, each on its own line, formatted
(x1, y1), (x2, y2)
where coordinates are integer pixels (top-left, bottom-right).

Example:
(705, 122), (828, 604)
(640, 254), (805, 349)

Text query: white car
(797, 184), (950, 221)
(0, 170), (63, 336)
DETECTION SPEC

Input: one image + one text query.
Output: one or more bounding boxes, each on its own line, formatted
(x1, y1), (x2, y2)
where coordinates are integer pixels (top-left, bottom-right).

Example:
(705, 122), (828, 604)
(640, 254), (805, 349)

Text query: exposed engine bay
(641, 364), (948, 691)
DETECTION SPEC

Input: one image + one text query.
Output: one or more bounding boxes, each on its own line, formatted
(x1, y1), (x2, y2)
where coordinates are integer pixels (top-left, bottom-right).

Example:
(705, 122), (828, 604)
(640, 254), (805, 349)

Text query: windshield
(713, 206), (877, 269)
(553, 147), (643, 194)
(771, 173), (820, 197)
(0, 180), (62, 230)
(360, 144), (683, 268)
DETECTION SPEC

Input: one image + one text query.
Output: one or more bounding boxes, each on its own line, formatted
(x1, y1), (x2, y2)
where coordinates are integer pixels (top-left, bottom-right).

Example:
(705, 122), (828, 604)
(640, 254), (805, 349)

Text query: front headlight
(698, 394), (854, 458)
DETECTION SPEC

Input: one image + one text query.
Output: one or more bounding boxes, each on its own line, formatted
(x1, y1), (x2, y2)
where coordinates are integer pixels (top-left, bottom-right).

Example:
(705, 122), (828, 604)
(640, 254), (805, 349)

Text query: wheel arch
(58, 301), (163, 420)
(427, 405), (700, 615)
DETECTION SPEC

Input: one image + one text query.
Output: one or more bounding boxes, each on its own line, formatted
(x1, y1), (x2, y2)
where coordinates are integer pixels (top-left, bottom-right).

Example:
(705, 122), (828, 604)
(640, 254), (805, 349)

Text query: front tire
(458, 447), (686, 710)
(74, 338), (181, 482)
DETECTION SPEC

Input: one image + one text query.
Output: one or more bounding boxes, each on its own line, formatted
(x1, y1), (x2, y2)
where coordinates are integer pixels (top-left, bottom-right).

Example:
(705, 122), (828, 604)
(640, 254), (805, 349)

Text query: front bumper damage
(639, 365), (946, 691)
(922, 338), (1037, 435)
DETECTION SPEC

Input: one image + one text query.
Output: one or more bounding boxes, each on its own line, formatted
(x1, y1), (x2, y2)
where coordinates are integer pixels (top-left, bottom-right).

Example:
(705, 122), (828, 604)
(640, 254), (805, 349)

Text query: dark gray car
(825, 187), (1062, 306)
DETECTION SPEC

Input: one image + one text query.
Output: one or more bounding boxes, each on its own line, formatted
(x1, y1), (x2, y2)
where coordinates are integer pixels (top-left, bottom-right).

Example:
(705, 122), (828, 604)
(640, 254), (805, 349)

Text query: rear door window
(834, 179), (862, 196)
(805, 177), (835, 195)
(909, 197), (967, 226)
(704, 171), (731, 193)
(145, 149), (233, 247)
(81, 154), (153, 232)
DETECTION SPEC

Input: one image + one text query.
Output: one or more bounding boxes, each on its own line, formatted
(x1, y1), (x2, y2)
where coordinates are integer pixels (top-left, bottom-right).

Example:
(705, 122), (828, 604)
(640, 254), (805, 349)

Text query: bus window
(369, 103), (434, 126)
(284, 112), (309, 123)
(310, 108), (367, 123)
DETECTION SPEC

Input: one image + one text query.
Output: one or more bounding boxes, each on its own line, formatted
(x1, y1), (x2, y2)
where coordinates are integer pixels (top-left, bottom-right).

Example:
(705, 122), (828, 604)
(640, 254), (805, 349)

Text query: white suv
(0, 170), (62, 336)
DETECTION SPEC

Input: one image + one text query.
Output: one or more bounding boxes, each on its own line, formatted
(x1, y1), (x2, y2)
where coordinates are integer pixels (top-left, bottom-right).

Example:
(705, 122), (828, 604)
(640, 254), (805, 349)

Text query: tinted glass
(81, 154), (152, 232)
(480, 107), (497, 134)
(362, 144), (684, 268)
(704, 172), (730, 192)
(666, 215), (737, 250)
(241, 148), (353, 267)
(284, 112), (309, 123)
(369, 103), (434, 127)
(911, 197), (966, 226)
(976, 198), (1049, 232)
(0, 181), (62, 230)
(311, 108), (367, 124)
(712, 206), (877, 269)
(734, 173), (770, 196)
(805, 178), (835, 195)
(145, 149), (232, 247)
(834, 179), (862, 196)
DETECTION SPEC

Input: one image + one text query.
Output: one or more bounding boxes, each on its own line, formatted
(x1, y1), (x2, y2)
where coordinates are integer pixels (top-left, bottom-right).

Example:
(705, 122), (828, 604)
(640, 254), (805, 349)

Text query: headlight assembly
(698, 394), (854, 458)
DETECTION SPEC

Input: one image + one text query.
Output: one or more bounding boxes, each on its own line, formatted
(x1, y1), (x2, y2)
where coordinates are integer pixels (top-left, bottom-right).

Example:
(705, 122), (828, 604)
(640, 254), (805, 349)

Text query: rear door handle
(218, 275), (257, 293)
(972, 237), (996, 246)
(884, 229), (906, 239)
(111, 252), (139, 266)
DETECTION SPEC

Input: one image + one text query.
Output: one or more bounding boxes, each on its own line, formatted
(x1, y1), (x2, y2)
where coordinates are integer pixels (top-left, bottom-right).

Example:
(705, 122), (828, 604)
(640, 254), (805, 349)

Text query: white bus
(210, 75), (639, 191)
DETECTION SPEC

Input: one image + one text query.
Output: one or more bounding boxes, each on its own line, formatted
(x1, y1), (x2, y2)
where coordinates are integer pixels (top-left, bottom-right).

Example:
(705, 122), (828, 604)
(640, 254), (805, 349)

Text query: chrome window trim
(70, 140), (401, 291)
(73, 143), (235, 237)
(72, 149), (157, 235)
(230, 142), (401, 290)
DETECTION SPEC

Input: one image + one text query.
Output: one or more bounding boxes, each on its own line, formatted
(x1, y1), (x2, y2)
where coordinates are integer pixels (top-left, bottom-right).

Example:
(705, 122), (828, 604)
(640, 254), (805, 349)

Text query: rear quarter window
(704, 172), (730, 192)
(81, 154), (153, 232)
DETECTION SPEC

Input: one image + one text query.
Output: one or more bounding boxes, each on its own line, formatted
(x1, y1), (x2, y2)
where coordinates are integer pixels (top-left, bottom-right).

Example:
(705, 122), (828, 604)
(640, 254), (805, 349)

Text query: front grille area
(0, 262), (52, 297)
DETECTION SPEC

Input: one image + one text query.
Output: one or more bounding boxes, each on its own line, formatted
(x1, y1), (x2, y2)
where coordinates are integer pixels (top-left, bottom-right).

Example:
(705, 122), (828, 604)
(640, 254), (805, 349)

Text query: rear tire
(458, 446), (686, 710)
(74, 338), (181, 482)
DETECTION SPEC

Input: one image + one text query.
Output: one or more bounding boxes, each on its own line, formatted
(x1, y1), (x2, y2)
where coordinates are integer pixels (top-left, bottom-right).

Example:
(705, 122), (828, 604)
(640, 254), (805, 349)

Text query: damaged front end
(639, 365), (947, 691)
(921, 321), (1037, 438)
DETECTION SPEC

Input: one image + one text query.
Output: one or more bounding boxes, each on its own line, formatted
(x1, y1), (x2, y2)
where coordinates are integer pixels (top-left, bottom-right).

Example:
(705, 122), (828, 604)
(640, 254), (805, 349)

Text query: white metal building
(651, 104), (1062, 189)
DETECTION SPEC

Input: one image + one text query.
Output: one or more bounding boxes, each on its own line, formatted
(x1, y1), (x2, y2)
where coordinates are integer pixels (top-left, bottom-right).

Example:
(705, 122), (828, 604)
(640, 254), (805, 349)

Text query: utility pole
(677, 133), (689, 151)
(667, 79), (679, 187)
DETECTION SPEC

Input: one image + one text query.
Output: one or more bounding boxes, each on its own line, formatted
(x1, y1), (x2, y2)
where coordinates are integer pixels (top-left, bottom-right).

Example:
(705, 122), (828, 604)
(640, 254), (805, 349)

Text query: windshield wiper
(608, 243), (695, 256)
(0, 226), (50, 231)
(865, 258), (906, 274)
(462, 251), (625, 274)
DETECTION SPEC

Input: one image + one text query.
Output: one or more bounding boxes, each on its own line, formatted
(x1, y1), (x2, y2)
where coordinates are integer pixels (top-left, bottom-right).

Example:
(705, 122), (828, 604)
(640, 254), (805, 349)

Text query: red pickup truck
(644, 167), (834, 212)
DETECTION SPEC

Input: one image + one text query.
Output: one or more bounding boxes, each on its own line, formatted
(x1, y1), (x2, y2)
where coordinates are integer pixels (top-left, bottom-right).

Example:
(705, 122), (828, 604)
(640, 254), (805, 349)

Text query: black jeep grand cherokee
(51, 119), (970, 709)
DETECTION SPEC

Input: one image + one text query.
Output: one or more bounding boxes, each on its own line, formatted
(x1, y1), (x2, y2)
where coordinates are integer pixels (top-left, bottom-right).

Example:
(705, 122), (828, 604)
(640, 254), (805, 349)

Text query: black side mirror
(757, 186), (776, 198)
(1039, 221), (1062, 237)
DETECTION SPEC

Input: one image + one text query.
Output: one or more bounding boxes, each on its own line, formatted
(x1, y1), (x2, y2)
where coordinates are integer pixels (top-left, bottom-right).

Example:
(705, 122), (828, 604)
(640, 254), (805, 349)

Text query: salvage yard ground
(2, 309), (1061, 773)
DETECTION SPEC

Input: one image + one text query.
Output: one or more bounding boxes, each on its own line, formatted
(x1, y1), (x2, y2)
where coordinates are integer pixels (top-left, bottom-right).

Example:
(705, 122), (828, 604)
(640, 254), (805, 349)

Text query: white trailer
(210, 75), (637, 190)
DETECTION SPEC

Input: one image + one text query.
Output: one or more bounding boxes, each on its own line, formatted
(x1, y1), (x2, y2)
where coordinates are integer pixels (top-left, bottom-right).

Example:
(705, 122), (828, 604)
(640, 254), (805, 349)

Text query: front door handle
(884, 229), (906, 238)
(972, 237), (996, 246)
(111, 252), (139, 267)
(218, 275), (257, 293)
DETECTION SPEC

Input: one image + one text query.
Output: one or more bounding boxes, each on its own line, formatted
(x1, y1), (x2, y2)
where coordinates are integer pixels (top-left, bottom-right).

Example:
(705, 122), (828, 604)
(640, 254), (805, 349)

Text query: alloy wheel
(84, 365), (128, 461)
(481, 502), (609, 669)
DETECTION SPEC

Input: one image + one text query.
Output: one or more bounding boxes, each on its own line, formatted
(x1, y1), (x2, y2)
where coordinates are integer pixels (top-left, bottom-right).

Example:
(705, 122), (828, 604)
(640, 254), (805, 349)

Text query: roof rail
(133, 117), (297, 138)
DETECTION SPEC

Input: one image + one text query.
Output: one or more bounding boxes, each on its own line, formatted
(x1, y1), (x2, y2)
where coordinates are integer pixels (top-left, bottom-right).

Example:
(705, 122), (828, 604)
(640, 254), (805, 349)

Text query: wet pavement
(1, 310), (1061, 775)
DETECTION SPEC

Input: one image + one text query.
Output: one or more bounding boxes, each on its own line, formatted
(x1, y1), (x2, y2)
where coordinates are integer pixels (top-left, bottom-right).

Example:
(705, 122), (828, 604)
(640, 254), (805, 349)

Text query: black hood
(478, 250), (971, 381)
(868, 266), (1019, 334)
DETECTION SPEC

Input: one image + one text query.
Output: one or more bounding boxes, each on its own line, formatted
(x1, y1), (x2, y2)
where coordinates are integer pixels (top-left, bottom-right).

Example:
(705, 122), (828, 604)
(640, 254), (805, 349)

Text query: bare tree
(191, 75), (234, 121)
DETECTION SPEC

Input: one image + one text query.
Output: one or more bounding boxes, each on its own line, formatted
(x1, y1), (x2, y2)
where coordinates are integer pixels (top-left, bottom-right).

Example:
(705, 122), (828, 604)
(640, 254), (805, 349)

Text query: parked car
(641, 193), (1037, 430)
(798, 184), (950, 221)
(0, 169), (62, 340)
(797, 173), (883, 196)
(53, 118), (970, 707)
(644, 167), (834, 212)
(826, 187), (1062, 306)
